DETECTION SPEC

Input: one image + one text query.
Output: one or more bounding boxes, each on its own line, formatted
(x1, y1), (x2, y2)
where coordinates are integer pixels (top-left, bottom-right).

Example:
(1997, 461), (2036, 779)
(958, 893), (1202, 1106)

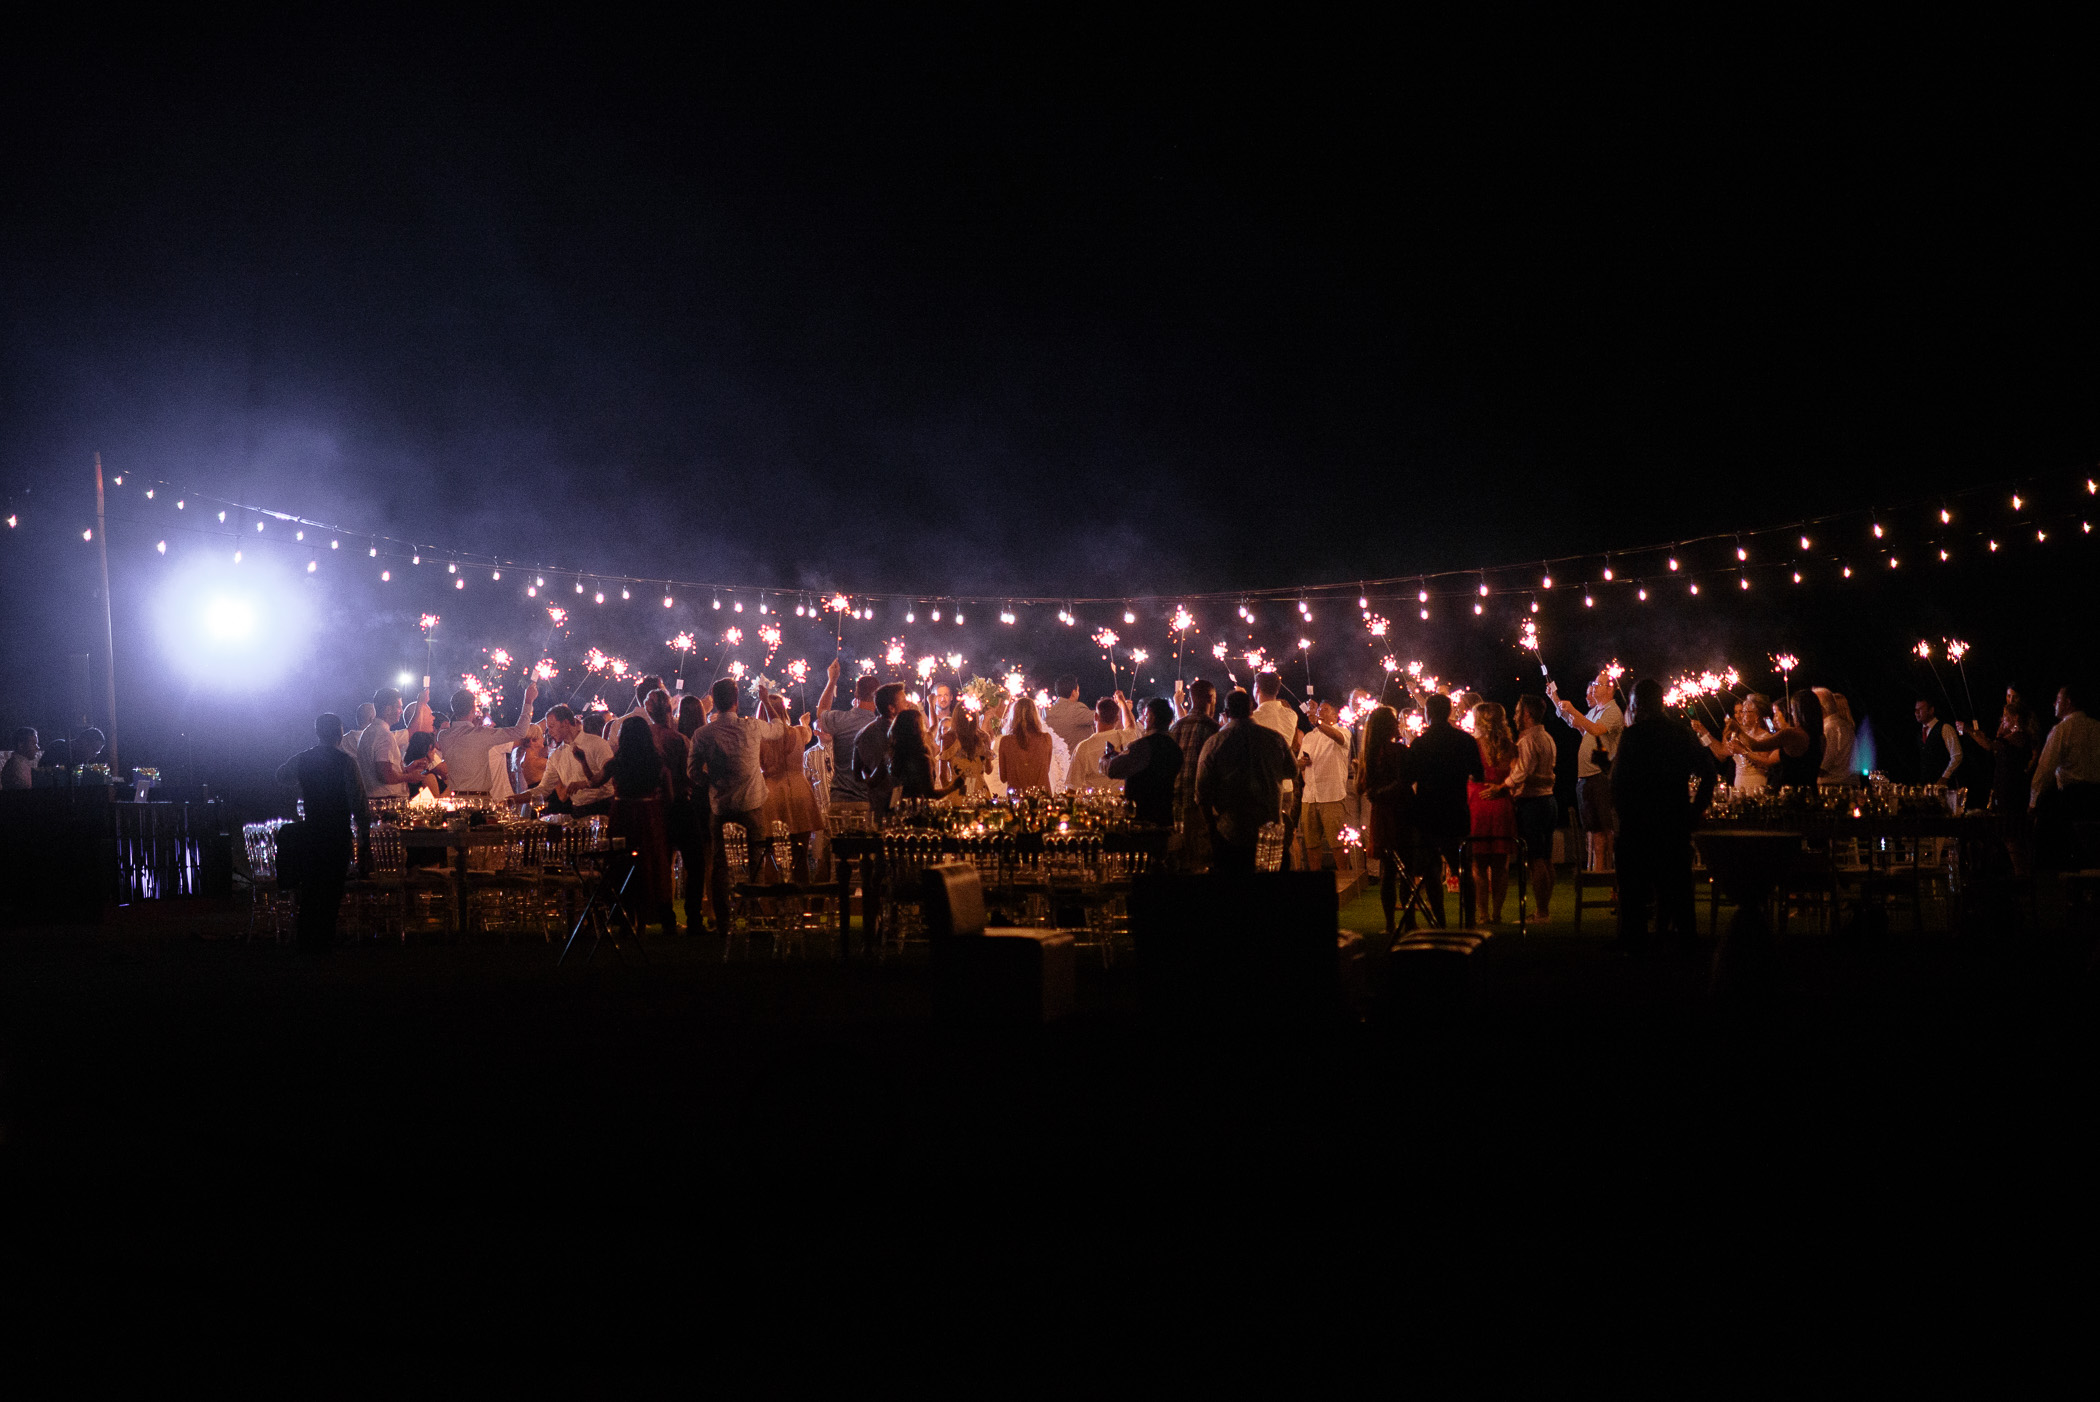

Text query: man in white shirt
(506, 704), (615, 812)
(1551, 670), (1624, 872)
(1069, 694), (1139, 793)
(1251, 673), (1302, 754)
(435, 680), (539, 797)
(341, 702), (376, 770)
(354, 688), (432, 800)
(1294, 702), (1351, 871)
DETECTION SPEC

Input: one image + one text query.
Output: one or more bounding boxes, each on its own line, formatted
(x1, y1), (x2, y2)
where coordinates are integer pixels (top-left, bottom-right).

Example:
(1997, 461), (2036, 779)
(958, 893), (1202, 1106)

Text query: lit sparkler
(786, 658), (811, 685)
(1130, 648), (1148, 665)
(1365, 613), (1389, 638)
(916, 656), (937, 682)
(1211, 641), (1228, 660)
(885, 639), (907, 668)
(1381, 656), (1400, 672)
(1405, 713), (1427, 737)
(608, 657), (629, 679)
(545, 607), (567, 628)
(419, 613), (440, 633)
(722, 626), (743, 648)
(1170, 606), (1195, 633)
(1005, 671), (1026, 697)
(1604, 660), (1626, 682)
(859, 658), (877, 675)
(1944, 638), (1975, 714)
(532, 658), (559, 682)
(488, 647), (513, 670)
(1093, 628), (1118, 650)
(584, 648), (610, 673)
(668, 632), (696, 653)
(727, 660), (746, 679)
(945, 652), (963, 672)
(1914, 640), (1933, 660)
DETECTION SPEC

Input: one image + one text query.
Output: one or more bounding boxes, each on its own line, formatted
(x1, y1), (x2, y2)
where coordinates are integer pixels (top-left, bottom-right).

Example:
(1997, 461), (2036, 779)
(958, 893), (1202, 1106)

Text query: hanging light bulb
(1842, 565), (1853, 577)
(1735, 542), (1747, 562)
(381, 569), (391, 582)
(1541, 574), (1553, 589)
(1529, 598), (1540, 613)
(412, 554), (420, 564)
(2037, 528), (2048, 543)
(536, 576), (545, 587)
(1889, 556), (1900, 568)
(1940, 549), (1949, 561)
(594, 591), (605, 604)
(156, 539), (165, 553)
(456, 578), (465, 590)
(1357, 594), (1367, 609)
(145, 489), (153, 499)
(1689, 582), (1699, 595)
(369, 546), (378, 557)
(1637, 586), (1648, 601)
(954, 611), (965, 625)
(527, 584), (537, 597)
(1739, 576), (1749, 590)
(332, 540), (340, 550)
(1872, 522), (1884, 539)
(1800, 534), (1811, 551)
(84, 528), (94, 541)
(1667, 556), (1679, 571)
(905, 609), (915, 623)
(931, 608), (942, 622)
(1792, 571), (1802, 583)
(217, 510), (226, 523)
(734, 600), (743, 612)
(446, 560), (455, 572)
(1988, 540), (1999, 552)
(176, 500), (184, 509)
(620, 587), (630, 600)
(296, 530), (304, 541)
(1940, 506), (1952, 524)
(575, 581), (584, 593)
(489, 568), (497, 578)
(1124, 609), (1137, 624)
(2012, 494), (2023, 511)
(1472, 601), (1483, 615)
(1419, 607), (1429, 620)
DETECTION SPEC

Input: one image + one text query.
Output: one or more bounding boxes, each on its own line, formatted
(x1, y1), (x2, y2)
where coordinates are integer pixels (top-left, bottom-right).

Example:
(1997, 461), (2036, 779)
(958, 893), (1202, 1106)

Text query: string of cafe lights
(8, 465), (2096, 630)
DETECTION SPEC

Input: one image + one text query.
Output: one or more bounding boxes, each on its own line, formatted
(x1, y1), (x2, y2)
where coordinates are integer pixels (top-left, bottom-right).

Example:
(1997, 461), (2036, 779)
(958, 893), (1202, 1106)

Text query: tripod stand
(558, 838), (647, 966)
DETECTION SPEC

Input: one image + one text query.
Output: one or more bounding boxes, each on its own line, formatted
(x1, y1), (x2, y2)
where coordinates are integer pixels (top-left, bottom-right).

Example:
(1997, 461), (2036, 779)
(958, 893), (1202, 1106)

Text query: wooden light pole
(93, 453), (119, 773)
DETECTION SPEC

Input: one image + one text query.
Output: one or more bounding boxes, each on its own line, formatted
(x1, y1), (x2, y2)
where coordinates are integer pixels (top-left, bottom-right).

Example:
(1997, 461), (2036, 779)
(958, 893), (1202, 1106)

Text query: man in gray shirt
(813, 657), (880, 808)
(1045, 675), (1097, 756)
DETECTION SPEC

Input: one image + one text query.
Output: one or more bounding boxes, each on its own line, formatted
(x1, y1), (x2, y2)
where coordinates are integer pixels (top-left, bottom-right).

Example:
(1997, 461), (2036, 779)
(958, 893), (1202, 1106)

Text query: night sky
(5, 18), (2096, 782)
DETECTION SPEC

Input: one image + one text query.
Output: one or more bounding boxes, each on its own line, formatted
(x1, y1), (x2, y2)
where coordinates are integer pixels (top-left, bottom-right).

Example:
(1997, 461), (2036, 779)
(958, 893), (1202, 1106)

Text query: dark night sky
(4, 16), (2096, 780)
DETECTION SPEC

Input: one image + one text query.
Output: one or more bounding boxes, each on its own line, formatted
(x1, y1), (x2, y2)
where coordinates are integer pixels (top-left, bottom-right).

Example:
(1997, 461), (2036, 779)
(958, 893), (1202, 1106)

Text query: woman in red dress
(1468, 701), (1518, 922)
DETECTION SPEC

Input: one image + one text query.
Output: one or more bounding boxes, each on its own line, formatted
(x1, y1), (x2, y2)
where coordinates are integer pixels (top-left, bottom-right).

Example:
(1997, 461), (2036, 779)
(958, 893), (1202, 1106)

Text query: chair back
(920, 861), (988, 937)
(721, 822), (749, 874)
(369, 822), (405, 875)
(1255, 821), (1286, 872)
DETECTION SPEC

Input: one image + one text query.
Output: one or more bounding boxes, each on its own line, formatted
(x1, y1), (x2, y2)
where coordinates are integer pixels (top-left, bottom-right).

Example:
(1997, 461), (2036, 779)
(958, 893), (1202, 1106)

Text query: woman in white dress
(1694, 693), (1781, 793)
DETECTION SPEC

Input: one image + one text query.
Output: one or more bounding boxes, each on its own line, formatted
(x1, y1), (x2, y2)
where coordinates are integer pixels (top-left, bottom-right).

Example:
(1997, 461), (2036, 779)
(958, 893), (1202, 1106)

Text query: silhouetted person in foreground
(1610, 678), (1716, 952)
(1103, 696), (1183, 826)
(1195, 689), (1296, 874)
(1407, 693), (1485, 920)
(275, 713), (370, 953)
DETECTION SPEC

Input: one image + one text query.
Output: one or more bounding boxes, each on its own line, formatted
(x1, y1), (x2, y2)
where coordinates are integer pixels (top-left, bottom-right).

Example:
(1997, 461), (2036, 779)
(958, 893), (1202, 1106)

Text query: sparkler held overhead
(1944, 637), (1977, 715)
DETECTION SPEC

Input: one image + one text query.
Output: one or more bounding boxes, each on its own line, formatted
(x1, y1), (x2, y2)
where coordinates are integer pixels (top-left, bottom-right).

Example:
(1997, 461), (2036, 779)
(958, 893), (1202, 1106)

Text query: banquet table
(400, 826), (519, 938)
(827, 825), (1171, 956)
(1699, 809), (2006, 932)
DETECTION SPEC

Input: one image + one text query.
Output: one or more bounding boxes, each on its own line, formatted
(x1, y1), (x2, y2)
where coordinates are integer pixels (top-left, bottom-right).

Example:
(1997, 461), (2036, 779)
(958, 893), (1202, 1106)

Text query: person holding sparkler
(1813, 688), (1860, 787)
(1730, 689), (1827, 791)
(435, 677), (540, 798)
(1479, 696), (1559, 920)
(1963, 689), (2037, 873)
(1550, 669), (1625, 875)
(1691, 693), (1780, 794)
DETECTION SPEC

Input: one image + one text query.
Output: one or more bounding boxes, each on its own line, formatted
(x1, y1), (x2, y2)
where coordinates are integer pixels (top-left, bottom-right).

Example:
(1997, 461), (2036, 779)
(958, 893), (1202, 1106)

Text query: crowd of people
(233, 655), (2100, 952)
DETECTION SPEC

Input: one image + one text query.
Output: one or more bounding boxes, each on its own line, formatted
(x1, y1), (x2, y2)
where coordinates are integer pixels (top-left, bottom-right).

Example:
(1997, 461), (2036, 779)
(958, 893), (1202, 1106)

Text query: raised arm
(815, 657), (841, 719)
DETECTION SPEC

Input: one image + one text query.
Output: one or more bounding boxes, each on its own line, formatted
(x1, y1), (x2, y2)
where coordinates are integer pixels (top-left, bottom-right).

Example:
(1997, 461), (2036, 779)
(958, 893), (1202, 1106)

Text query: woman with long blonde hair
(1467, 702), (1518, 922)
(998, 694), (1053, 792)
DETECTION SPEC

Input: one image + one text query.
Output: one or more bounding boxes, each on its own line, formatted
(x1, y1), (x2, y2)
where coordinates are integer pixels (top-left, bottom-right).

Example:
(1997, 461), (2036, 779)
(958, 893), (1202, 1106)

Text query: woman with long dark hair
(887, 709), (960, 803)
(607, 715), (677, 937)
(1355, 705), (1414, 938)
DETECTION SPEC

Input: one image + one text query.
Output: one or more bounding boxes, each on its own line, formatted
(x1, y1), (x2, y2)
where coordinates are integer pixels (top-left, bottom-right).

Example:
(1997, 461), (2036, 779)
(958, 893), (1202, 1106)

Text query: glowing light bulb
(527, 585), (537, 597)
(1872, 523), (1884, 539)
(2037, 529), (2047, 543)
(1940, 549), (1949, 561)
(1602, 567), (1614, 581)
(1478, 581), (1489, 596)
(447, 561), (455, 572)
(1940, 508), (1951, 524)
(1473, 601), (1483, 615)
(1739, 577), (1749, 590)
(931, 609), (941, 621)
(332, 540), (340, 550)
(83, 528), (93, 541)
(412, 555), (419, 565)
(176, 500), (184, 509)
(1842, 566), (1853, 577)
(1735, 546), (1747, 561)
(954, 612), (964, 624)
(1357, 595), (1367, 608)
(113, 475), (122, 485)
(456, 578), (465, 589)
(381, 569), (391, 581)
(296, 530), (304, 541)
(575, 582), (583, 593)
(145, 490), (153, 499)
(1124, 610), (1136, 624)
(370, 547), (378, 557)
(1419, 608), (1429, 620)
(156, 540), (165, 553)
(2012, 494), (2023, 511)
(594, 591), (604, 603)
(1792, 571), (1801, 583)
(1989, 540), (1999, 552)
(664, 595), (674, 608)
(217, 511), (225, 523)
(1667, 557), (1679, 571)
(1889, 556), (1900, 568)
(1689, 582), (1700, 595)
(1541, 575), (1553, 589)
(1637, 587), (1648, 601)
(905, 611), (915, 623)
(621, 587), (630, 600)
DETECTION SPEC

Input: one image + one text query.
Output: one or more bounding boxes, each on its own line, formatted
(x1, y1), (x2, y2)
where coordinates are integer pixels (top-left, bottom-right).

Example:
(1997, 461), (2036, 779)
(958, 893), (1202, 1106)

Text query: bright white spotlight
(397, 671), (416, 687)
(203, 596), (255, 639)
